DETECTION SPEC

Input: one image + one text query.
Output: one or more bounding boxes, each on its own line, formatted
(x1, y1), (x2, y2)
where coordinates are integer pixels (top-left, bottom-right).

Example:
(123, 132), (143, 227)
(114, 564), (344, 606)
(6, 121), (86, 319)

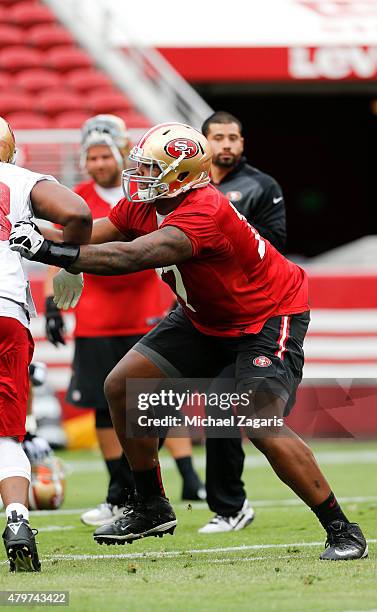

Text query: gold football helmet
(28, 456), (65, 510)
(81, 114), (130, 169)
(123, 122), (212, 202)
(0, 116), (16, 164)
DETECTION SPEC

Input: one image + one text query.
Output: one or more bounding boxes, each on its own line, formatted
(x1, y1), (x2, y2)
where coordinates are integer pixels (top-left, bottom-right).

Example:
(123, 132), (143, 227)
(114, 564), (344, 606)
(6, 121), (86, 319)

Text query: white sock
(6, 503), (29, 521)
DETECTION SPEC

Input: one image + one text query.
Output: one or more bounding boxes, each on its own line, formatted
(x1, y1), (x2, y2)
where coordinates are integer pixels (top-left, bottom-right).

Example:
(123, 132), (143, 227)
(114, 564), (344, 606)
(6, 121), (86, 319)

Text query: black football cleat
(2, 511), (41, 572)
(94, 495), (177, 545)
(320, 521), (368, 561)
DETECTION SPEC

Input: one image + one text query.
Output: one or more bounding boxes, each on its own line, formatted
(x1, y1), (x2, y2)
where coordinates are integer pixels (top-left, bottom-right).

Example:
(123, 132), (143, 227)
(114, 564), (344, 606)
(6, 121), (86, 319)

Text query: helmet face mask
(81, 114), (129, 170)
(0, 116), (16, 164)
(122, 122), (212, 203)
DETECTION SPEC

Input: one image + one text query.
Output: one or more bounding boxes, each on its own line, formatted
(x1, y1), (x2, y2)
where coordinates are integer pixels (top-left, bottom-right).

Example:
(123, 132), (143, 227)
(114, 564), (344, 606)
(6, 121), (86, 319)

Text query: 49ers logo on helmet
(253, 356), (272, 367)
(165, 138), (199, 159)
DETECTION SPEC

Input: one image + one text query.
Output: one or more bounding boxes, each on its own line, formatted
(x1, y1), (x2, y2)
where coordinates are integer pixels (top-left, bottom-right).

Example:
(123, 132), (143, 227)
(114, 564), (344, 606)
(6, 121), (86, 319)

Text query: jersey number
(159, 265), (196, 312)
(229, 201), (265, 259)
(0, 182), (11, 241)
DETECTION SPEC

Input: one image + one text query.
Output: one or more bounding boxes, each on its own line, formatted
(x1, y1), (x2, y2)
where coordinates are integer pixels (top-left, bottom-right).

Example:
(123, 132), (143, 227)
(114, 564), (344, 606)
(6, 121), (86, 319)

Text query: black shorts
(134, 306), (310, 416)
(66, 335), (142, 428)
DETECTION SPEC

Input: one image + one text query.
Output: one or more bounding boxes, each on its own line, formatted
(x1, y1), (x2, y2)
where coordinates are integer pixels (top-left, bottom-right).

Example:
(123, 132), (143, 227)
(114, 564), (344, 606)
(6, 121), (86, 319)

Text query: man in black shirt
(199, 111), (287, 533)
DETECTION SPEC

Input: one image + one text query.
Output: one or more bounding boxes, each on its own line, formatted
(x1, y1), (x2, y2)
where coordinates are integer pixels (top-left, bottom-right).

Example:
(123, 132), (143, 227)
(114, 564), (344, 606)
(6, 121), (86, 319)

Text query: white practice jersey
(0, 163), (56, 324)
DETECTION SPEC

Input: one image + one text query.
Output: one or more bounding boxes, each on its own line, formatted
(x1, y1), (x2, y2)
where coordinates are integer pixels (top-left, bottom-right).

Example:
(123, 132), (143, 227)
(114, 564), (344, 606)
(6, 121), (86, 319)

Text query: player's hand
(9, 220), (46, 259)
(53, 268), (84, 310)
(45, 296), (66, 346)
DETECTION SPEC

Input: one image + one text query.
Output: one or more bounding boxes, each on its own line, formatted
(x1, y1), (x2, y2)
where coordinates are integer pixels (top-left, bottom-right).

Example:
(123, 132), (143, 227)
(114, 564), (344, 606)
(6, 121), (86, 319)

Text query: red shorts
(0, 317), (34, 441)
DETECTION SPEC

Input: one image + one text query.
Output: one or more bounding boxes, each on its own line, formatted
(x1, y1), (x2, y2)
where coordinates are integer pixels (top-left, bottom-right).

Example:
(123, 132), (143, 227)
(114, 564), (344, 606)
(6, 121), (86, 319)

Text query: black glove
(45, 296), (66, 346)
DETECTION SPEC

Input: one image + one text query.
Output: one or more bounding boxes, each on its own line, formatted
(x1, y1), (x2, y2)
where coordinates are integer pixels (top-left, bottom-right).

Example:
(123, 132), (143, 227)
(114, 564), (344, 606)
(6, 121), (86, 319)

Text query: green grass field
(1, 440), (376, 612)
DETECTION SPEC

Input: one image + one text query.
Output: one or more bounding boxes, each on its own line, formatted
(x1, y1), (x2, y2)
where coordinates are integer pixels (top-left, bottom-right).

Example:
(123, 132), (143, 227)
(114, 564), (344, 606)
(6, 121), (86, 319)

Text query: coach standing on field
(199, 110), (287, 534)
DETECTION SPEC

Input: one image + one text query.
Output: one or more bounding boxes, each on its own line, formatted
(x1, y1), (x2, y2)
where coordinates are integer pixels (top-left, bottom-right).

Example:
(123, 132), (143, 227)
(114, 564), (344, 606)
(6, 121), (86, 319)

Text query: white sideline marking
(63, 450), (377, 474)
(1, 495), (375, 517)
(40, 539), (377, 563)
(38, 525), (75, 532)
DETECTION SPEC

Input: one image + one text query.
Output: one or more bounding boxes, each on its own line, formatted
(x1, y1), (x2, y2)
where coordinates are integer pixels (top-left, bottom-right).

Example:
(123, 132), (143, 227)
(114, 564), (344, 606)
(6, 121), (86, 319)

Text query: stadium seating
(66, 69), (115, 93)
(0, 25), (24, 46)
(5, 111), (52, 129)
(117, 112), (151, 128)
(0, 72), (13, 89)
(0, 47), (44, 71)
(0, 0), (32, 5)
(10, 2), (56, 28)
(26, 24), (75, 49)
(36, 90), (85, 117)
(0, 91), (33, 115)
(54, 111), (93, 129)
(88, 91), (133, 115)
(14, 69), (63, 93)
(0, 0), (149, 130)
(46, 46), (93, 72)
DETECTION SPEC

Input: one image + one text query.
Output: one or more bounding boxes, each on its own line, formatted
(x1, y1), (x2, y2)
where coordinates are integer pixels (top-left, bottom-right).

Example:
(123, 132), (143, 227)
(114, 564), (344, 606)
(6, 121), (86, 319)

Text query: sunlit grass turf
(0, 440), (376, 612)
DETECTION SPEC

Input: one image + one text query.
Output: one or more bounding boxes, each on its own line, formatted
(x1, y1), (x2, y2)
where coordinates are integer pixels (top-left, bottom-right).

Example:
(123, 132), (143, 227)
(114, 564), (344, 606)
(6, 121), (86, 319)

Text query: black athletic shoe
(320, 521), (368, 561)
(93, 495), (177, 545)
(2, 511), (41, 572)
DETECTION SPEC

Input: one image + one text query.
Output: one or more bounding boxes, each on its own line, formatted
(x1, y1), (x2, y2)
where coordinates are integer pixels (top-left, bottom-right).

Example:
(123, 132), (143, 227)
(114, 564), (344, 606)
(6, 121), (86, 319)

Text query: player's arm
(31, 180), (92, 245)
(39, 216), (126, 244)
(9, 222), (192, 274)
(69, 225), (192, 275)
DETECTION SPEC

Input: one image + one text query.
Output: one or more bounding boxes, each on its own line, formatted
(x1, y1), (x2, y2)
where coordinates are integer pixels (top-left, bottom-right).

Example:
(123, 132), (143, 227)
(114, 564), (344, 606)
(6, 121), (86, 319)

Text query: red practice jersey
(109, 184), (309, 337)
(73, 180), (168, 337)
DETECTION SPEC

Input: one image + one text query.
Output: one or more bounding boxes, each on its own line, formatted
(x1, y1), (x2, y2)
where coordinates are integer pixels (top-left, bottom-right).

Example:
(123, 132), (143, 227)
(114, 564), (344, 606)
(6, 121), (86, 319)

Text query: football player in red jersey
(10, 122), (367, 561)
(44, 116), (204, 527)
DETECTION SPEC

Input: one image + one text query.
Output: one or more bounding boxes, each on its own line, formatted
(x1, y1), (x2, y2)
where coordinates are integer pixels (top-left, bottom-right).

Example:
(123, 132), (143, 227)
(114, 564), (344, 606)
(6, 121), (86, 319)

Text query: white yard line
(63, 449), (377, 474)
(1, 494), (375, 517)
(38, 525), (75, 532)
(39, 539), (377, 563)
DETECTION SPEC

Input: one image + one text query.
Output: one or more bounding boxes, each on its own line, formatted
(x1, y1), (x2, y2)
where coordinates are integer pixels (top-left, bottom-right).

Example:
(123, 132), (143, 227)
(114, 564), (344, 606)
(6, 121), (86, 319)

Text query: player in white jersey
(0, 117), (92, 572)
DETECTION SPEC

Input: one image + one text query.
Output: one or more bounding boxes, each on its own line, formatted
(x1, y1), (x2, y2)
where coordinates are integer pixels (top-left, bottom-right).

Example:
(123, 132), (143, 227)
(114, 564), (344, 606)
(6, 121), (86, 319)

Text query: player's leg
(94, 306), (225, 544)
(0, 317), (40, 572)
(236, 312), (367, 560)
(199, 365), (252, 534)
(164, 436), (206, 501)
(67, 337), (136, 526)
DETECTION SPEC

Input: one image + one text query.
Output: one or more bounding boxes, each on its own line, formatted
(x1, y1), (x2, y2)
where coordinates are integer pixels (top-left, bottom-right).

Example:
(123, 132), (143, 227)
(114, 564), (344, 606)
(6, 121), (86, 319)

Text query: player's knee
(0, 437), (31, 482)
(104, 371), (124, 406)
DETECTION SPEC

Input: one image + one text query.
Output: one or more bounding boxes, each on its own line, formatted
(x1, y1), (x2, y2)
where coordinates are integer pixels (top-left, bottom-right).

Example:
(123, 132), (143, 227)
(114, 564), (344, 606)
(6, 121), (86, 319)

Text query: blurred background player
(44, 115), (204, 527)
(0, 116), (91, 572)
(198, 111), (287, 533)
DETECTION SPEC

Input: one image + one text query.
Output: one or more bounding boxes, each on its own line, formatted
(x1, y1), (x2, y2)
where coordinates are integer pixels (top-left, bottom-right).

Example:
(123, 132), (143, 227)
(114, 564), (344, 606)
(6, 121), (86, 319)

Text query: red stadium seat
(66, 69), (114, 93)
(46, 47), (93, 72)
(36, 90), (86, 117)
(10, 2), (56, 28)
(118, 112), (151, 128)
(0, 72), (13, 90)
(0, 5), (11, 25)
(0, 25), (24, 46)
(0, 47), (44, 72)
(26, 24), (74, 50)
(88, 91), (132, 115)
(5, 111), (51, 129)
(53, 110), (93, 129)
(0, 91), (33, 115)
(14, 68), (63, 93)
(0, 0), (33, 5)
